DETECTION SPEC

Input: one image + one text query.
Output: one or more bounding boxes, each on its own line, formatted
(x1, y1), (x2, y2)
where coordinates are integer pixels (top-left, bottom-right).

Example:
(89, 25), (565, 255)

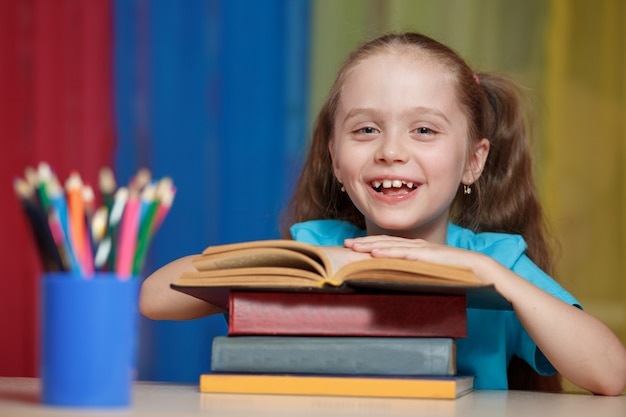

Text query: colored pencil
(82, 184), (95, 221)
(132, 184), (159, 275)
(65, 172), (89, 275)
(106, 186), (129, 272)
(99, 166), (117, 212)
(13, 177), (65, 272)
(47, 177), (82, 274)
(115, 188), (141, 279)
(23, 166), (38, 189)
(91, 206), (108, 245)
(36, 162), (53, 213)
(153, 178), (176, 234)
(130, 168), (151, 192)
(47, 210), (72, 272)
(94, 235), (112, 270)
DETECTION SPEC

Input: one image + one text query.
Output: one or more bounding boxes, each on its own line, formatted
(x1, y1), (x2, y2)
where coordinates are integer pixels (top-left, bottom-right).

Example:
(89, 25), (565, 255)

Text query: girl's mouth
(370, 179), (418, 196)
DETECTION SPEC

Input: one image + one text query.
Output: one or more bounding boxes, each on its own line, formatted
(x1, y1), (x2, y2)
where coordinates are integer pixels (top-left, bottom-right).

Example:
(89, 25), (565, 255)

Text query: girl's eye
(358, 126), (379, 134)
(414, 127), (435, 135)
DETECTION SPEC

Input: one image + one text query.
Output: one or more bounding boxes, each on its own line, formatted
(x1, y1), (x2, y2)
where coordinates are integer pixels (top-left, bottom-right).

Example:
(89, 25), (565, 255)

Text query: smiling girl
(140, 32), (626, 395)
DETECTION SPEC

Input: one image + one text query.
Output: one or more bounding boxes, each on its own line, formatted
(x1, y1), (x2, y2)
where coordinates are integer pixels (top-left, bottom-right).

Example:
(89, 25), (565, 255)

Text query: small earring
(463, 184), (472, 195)
(340, 185), (346, 192)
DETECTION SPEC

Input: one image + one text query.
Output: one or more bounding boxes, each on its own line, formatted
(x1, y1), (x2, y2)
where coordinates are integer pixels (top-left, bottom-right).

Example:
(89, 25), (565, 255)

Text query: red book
(228, 291), (467, 338)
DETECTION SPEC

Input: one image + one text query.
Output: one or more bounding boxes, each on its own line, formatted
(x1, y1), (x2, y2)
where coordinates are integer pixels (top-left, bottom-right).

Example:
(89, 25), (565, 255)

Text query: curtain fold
(114, 0), (311, 381)
(543, 0), (625, 341)
(0, 0), (114, 376)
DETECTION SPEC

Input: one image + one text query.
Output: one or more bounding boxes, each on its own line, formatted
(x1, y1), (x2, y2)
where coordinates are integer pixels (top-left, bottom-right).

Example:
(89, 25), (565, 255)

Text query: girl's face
(330, 51), (488, 242)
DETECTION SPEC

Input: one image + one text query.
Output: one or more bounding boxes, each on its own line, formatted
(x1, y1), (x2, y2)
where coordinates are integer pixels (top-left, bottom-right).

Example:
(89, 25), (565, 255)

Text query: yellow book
(199, 373), (474, 400)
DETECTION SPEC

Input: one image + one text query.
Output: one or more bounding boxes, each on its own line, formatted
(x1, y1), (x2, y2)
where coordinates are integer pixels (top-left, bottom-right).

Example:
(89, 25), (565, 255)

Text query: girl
(140, 32), (626, 395)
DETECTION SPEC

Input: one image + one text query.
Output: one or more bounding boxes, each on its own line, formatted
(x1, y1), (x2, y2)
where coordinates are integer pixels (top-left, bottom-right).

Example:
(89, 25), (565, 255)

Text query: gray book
(211, 336), (456, 376)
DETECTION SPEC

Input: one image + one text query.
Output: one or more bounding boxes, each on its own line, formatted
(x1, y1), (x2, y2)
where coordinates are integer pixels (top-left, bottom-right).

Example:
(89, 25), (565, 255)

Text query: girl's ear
(463, 138), (490, 185)
(328, 139), (342, 183)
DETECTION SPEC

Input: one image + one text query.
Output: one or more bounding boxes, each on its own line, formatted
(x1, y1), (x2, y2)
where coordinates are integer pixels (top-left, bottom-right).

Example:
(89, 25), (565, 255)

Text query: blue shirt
(290, 219), (580, 390)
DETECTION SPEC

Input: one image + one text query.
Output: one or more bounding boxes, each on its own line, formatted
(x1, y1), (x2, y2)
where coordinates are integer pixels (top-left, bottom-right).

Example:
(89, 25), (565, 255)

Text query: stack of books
(171, 239), (505, 399)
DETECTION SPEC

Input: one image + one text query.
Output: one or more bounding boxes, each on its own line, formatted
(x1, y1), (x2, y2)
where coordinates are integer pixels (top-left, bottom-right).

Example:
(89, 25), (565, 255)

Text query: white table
(0, 377), (624, 417)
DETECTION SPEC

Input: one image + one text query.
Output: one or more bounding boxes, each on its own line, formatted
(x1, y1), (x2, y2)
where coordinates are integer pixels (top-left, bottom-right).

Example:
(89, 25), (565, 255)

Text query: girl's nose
(375, 134), (409, 164)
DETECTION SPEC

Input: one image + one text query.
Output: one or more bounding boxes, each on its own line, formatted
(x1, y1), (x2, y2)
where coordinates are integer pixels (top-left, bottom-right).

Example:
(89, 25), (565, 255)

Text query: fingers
(345, 236), (427, 250)
(345, 236), (431, 260)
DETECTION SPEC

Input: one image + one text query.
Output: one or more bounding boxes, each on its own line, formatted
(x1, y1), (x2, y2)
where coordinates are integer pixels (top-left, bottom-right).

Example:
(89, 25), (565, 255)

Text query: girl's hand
(317, 245), (374, 275)
(344, 235), (490, 280)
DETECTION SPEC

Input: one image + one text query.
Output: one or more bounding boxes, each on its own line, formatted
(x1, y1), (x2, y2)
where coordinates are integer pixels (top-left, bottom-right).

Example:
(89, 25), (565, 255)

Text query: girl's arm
(139, 246), (371, 321)
(345, 236), (626, 396)
(474, 255), (626, 396)
(139, 255), (225, 320)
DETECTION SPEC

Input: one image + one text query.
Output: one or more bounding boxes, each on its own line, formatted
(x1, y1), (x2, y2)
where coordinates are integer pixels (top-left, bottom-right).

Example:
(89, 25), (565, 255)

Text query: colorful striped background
(1, 0), (624, 383)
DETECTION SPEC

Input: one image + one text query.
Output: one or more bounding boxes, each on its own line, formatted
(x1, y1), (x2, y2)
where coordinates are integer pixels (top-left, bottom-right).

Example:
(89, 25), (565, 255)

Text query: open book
(171, 239), (511, 310)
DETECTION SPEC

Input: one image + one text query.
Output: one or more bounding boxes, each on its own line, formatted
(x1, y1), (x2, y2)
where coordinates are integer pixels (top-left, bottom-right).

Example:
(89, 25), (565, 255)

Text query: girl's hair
(281, 32), (559, 391)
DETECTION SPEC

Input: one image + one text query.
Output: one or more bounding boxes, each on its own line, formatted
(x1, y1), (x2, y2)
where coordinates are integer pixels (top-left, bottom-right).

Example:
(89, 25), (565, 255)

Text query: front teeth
(372, 180), (415, 189)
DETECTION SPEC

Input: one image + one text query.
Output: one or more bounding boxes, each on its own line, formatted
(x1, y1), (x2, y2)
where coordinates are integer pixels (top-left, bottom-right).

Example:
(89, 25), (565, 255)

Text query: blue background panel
(114, 0), (310, 381)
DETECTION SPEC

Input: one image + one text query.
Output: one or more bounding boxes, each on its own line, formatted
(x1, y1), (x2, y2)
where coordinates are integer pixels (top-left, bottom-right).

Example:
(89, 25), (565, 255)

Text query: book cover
(199, 373), (474, 399)
(228, 291), (467, 337)
(211, 336), (457, 376)
(172, 284), (511, 312)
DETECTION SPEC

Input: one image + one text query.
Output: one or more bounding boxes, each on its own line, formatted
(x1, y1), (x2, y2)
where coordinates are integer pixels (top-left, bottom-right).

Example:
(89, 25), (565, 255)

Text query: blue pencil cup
(40, 273), (139, 407)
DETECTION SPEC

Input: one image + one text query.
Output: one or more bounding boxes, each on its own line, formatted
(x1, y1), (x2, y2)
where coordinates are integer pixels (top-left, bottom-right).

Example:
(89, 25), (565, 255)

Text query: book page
(334, 258), (481, 286)
(193, 247), (328, 276)
(177, 266), (329, 287)
(197, 240), (332, 276)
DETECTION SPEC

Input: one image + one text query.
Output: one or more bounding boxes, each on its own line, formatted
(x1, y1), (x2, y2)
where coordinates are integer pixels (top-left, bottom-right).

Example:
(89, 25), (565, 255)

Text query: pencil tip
(65, 171), (83, 188)
(13, 177), (34, 198)
(99, 167), (117, 192)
